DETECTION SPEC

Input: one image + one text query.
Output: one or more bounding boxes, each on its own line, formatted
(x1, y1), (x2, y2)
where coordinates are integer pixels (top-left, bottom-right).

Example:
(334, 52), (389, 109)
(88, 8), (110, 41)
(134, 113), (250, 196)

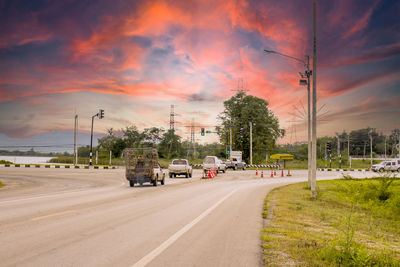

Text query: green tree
(217, 91), (282, 163)
(159, 129), (182, 158)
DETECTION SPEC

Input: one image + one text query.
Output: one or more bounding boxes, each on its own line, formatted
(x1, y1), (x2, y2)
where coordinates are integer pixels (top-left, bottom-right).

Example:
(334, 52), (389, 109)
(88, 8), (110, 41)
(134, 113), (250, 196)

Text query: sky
(0, 0), (399, 152)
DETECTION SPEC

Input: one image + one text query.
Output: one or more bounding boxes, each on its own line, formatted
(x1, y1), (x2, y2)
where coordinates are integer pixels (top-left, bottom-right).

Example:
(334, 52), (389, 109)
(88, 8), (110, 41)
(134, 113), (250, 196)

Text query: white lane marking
(0, 181), (127, 206)
(31, 210), (74, 221)
(131, 188), (238, 267)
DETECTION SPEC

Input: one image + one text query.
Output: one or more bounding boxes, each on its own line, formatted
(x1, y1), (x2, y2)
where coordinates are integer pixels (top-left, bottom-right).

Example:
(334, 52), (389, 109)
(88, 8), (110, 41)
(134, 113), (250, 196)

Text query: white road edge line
(131, 188), (238, 267)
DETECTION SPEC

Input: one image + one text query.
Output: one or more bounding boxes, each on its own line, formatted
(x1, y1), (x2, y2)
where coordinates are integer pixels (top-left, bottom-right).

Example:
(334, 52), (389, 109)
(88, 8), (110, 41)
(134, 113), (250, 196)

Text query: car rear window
(172, 159), (187, 165)
(204, 157), (215, 164)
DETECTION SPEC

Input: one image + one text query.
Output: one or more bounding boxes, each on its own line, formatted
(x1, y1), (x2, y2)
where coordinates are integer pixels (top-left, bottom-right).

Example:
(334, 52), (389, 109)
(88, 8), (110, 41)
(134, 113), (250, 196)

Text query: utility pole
(384, 136), (386, 160)
(306, 55), (312, 187)
(90, 109), (104, 166)
(337, 134), (341, 168)
(311, 1), (317, 198)
(370, 131), (373, 167)
(229, 124), (233, 159)
(109, 150), (112, 166)
(348, 134), (350, 168)
(74, 114), (78, 165)
(249, 122), (253, 165)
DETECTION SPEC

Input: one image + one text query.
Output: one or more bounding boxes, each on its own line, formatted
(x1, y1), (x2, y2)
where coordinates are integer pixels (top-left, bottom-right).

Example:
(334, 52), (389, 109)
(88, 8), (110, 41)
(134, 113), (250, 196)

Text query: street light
(264, 49), (312, 187)
(89, 109), (105, 166)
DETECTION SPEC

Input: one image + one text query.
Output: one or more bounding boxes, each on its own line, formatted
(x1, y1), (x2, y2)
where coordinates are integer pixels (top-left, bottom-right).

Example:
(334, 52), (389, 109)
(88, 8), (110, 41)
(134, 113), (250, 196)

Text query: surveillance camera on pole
(89, 109), (105, 166)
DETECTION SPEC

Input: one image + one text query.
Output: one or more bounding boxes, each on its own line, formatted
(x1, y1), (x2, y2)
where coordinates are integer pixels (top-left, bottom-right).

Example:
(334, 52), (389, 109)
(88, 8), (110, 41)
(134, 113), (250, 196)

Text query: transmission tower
(170, 105), (175, 131)
(190, 118), (196, 158)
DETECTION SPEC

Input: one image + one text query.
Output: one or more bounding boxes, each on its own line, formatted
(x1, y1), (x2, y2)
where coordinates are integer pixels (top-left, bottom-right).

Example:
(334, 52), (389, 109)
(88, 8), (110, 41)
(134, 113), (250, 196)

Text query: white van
(389, 159), (400, 172)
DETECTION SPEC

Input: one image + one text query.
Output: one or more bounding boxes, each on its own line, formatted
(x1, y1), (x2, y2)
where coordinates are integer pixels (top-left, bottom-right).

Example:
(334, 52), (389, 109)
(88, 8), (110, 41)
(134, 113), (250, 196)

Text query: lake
(0, 156), (55, 164)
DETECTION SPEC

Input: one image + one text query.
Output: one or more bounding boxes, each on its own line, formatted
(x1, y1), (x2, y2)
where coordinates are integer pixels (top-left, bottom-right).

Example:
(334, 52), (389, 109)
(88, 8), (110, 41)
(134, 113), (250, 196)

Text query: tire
(397, 168), (400, 173)
(242, 166), (246, 170)
(169, 173), (172, 178)
(222, 169), (225, 173)
(189, 172), (192, 178)
(379, 168), (384, 173)
(161, 177), (165, 185)
(129, 180), (134, 187)
(185, 173), (188, 178)
(234, 165), (237, 171)
(173, 174), (176, 178)
(153, 176), (158, 186)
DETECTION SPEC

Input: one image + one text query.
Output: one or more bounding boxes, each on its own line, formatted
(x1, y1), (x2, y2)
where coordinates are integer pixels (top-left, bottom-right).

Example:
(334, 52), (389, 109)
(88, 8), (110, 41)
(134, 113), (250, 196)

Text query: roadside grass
(0, 160), (13, 164)
(261, 176), (400, 266)
(0, 181), (3, 187)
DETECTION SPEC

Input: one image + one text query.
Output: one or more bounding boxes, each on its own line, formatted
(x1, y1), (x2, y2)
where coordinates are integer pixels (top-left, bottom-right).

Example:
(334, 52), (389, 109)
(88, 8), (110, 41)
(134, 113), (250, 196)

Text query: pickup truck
(168, 159), (192, 178)
(203, 156), (226, 176)
(225, 158), (247, 170)
(125, 148), (166, 187)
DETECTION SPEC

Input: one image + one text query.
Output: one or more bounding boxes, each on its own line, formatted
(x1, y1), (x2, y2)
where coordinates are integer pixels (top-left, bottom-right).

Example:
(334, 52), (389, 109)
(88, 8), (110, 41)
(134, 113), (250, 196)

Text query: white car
(168, 159), (192, 178)
(372, 161), (393, 172)
(389, 159), (400, 172)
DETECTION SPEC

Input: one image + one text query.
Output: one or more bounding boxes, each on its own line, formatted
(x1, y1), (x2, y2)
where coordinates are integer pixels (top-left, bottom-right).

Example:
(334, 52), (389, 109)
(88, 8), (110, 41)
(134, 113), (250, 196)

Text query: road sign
(324, 154), (328, 159)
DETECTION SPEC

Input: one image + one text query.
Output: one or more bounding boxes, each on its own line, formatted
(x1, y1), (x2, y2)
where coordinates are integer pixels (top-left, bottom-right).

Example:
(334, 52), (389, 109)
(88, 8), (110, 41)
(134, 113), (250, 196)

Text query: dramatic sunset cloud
(0, 0), (399, 149)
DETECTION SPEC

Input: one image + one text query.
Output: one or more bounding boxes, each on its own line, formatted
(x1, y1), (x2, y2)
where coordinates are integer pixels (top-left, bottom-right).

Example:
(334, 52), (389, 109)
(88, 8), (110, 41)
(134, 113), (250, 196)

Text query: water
(0, 156), (54, 164)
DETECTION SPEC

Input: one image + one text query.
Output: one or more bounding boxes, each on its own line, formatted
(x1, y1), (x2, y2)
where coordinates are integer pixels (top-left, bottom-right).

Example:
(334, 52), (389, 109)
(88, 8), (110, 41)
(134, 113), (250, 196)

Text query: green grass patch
(261, 177), (400, 266)
(0, 181), (3, 187)
(0, 160), (13, 164)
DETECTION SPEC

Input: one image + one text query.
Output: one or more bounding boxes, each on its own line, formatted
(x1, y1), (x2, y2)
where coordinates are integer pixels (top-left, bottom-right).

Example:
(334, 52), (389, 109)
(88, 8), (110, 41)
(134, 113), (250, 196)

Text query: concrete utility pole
(74, 114), (78, 165)
(337, 134), (341, 168)
(348, 135), (350, 168)
(229, 126), (233, 159)
(249, 122), (253, 165)
(109, 150), (112, 166)
(311, 1), (317, 198)
(370, 132), (373, 167)
(384, 136), (386, 160)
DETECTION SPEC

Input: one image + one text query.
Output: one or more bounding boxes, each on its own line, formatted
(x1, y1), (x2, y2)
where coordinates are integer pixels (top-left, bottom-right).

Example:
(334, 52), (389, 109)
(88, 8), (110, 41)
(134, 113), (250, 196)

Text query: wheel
(185, 172), (188, 178)
(129, 180), (134, 187)
(153, 176), (158, 186)
(222, 169), (225, 173)
(379, 168), (384, 173)
(189, 172), (192, 178)
(397, 168), (400, 173)
(161, 177), (165, 185)
(234, 165), (237, 171)
(242, 166), (246, 170)
(173, 174), (176, 178)
(169, 173), (172, 178)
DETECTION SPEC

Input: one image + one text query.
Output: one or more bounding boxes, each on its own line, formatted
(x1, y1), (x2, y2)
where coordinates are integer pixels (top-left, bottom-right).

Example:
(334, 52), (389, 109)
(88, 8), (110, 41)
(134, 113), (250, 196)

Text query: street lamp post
(264, 49), (312, 187)
(89, 109), (104, 166)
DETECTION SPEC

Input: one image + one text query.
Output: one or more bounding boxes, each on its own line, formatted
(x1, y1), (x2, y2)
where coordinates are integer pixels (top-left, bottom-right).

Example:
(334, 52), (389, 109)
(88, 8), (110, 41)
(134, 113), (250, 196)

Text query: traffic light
(326, 142), (332, 153)
(226, 145), (230, 154)
(239, 127), (244, 137)
(201, 128), (205, 136)
(99, 109), (104, 119)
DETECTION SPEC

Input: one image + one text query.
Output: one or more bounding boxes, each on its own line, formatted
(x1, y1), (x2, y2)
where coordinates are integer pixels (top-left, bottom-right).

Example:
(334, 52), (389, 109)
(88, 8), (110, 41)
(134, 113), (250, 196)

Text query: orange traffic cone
(281, 169), (284, 177)
(287, 169), (291, 176)
(270, 170), (274, 178)
(208, 169), (212, 179)
(256, 168), (258, 176)
(261, 170), (264, 178)
(274, 168), (277, 176)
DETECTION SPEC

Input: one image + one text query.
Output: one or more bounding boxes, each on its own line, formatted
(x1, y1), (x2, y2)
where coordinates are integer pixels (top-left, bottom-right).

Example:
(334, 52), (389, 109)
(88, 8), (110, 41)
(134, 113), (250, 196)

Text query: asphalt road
(0, 167), (377, 267)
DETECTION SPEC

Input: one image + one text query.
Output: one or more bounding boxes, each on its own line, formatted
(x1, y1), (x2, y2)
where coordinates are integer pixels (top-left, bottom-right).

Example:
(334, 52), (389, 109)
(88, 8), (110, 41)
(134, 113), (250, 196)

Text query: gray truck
(124, 148), (165, 187)
(225, 151), (246, 170)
